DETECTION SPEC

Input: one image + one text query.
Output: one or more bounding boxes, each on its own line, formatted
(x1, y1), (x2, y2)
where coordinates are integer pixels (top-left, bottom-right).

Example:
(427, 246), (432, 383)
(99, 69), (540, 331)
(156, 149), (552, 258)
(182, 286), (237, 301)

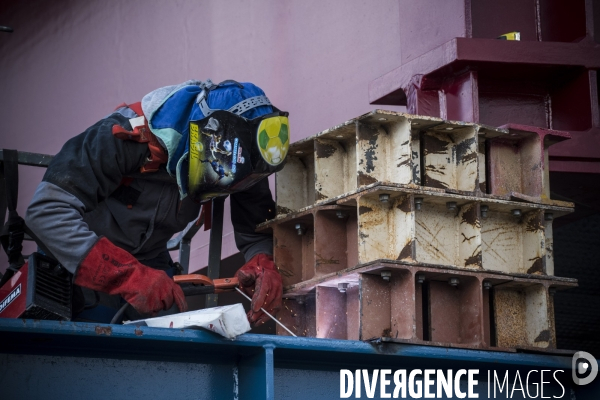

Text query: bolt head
(296, 297), (305, 305)
(483, 281), (492, 290)
(295, 223), (306, 236)
(414, 197), (424, 211)
(379, 193), (390, 203)
(446, 201), (457, 211)
(416, 273), (426, 284)
(448, 277), (460, 287)
(336, 210), (348, 219)
(338, 283), (349, 293)
(480, 205), (489, 218)
(381, 271), (392, 281)
(544, 212), (554, 221)
(549, 287), (557, 296)
(511, 209), (522, 217)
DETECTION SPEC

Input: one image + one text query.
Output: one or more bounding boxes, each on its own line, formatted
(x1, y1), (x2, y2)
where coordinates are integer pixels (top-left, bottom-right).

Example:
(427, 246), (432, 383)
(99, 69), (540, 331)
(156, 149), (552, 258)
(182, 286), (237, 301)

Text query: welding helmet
(142, 79), (289, 200)
(187, 109), (290, 201)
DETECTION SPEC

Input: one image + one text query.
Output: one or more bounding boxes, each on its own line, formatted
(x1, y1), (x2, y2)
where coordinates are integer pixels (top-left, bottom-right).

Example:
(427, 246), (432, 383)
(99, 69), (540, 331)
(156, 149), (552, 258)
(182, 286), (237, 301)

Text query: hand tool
(174, 273), (297, 337)
(174, 274), (239, 295)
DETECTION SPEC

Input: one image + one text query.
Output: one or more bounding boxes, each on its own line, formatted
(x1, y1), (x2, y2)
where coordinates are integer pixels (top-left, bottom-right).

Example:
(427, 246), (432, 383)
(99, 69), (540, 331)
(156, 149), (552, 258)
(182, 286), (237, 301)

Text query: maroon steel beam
(369, 38), (600, 105)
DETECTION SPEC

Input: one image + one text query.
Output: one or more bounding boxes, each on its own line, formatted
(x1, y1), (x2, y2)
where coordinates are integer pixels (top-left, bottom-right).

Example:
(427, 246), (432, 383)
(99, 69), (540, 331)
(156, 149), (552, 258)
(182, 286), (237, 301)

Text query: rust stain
(381, 328), (392, 338)
(316, 191), (328, 201)
(416, 220), (452, 264)
(315, 253), (340, 265)
(95, 326), (112, 336)
(396, 196), (412, 212)
(277, 205), (293, 215)
(397, 158), (410, 168)
(423, 134), (449, 155)
(359, 206), (373, 215)
(534, 329), (551, 343)
(360, 130), (379, 173)
(423, 175), (449, 189)
(315, 141), (337, 158)
(461, 233), (476, 243)
(527, 257), (544, 274)
(278, 267), (294, 278)
(460, 205), (479, 227)
(397, 240), (414, 260)
(134, 329), (143, 336)
(364, 151), (378, 173)
(358, 171), (377, 186)
(494, 289), (527, 348)
(479, 181), (487, 193)
(464, 250), (482, 268)
(412, 170), (421, 184)
(525, 215), (543, 232)
(425, 164), (447, 174)
(458, 151), (477, 165)
(455, 137), (476, 163)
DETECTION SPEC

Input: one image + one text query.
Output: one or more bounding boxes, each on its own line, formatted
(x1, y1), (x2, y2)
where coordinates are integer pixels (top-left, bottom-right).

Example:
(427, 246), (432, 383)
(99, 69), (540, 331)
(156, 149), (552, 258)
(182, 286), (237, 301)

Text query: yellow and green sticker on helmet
(257, 115), (289, 166)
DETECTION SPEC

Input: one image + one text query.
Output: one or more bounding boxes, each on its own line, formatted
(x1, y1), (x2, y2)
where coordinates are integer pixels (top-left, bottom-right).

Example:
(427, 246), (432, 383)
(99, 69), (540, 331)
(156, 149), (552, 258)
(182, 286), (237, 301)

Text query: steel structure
(1, 319), (598, 399)
(263, 110), (578, 354)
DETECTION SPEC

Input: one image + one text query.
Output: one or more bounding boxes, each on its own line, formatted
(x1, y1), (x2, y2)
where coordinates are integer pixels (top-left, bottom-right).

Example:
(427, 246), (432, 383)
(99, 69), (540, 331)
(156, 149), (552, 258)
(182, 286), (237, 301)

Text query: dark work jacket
(25, 106), (275, 275)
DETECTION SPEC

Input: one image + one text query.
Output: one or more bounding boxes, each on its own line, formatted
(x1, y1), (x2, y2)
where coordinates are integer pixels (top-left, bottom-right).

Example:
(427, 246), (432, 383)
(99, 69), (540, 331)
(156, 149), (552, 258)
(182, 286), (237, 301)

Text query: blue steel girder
(0, 319), (598, 399)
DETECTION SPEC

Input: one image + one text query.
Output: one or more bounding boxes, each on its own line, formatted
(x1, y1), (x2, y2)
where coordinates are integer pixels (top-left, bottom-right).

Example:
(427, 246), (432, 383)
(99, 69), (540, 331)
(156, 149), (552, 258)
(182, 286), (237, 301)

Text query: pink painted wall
(0, 0), (404, 272)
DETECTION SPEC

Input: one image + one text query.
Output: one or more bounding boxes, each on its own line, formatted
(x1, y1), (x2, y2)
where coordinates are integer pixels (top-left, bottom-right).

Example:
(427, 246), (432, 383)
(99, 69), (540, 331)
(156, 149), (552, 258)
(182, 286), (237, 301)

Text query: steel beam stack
(260, 110), (578, 352)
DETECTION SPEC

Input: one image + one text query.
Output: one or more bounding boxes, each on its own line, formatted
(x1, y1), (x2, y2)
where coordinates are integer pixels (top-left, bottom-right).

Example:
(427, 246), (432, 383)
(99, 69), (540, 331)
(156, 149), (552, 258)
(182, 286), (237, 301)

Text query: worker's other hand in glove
(235, 253), (282, 326)
(74, 237), (187, 316)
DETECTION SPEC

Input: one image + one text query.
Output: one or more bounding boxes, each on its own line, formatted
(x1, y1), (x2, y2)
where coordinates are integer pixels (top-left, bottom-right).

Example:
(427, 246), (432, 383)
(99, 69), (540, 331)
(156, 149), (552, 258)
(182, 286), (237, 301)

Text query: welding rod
(235, 287), (297, 337)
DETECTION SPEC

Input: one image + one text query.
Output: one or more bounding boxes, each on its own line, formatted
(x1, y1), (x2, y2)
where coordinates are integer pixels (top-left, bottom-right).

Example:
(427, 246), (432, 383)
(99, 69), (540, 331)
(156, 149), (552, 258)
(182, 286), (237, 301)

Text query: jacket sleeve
(230, 177), (276, 261)
(25, 111), (150, 274)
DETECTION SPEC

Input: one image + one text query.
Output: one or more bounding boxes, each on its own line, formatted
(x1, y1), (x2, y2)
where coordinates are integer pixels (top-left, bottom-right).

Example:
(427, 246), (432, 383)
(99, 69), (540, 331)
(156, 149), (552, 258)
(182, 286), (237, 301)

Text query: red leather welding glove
(74, 237), (187, 316)
(235, 253), (282, 326)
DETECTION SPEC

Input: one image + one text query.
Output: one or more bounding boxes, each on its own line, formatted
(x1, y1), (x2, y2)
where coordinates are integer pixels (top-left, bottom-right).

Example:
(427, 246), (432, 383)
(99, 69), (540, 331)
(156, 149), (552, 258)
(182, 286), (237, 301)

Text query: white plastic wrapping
(124, 303), (250, 339)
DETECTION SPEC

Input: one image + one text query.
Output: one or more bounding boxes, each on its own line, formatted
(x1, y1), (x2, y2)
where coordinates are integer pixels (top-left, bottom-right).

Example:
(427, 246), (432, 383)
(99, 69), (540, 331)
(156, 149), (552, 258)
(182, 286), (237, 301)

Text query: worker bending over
(25, 80), (286, 325)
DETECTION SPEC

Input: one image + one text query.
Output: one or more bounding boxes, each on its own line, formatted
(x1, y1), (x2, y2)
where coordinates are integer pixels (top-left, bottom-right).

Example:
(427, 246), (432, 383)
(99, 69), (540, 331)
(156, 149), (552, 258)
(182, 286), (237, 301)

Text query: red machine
(0, 252), (72, 320)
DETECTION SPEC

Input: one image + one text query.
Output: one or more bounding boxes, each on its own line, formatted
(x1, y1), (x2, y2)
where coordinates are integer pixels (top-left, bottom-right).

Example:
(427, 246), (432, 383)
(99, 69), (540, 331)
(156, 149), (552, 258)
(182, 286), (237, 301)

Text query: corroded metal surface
(265, 187), (571, 281)
(415, 201), (459, 266)
(273, 215), (315, 287)
(270, 111), (576, 352)
(314, 209), (348, 276)
(488, 124), (570, 200)
(359, 273), (391, 340)
(459, 203), (482, 268)
(274, 110), (570, 217)
(389, 269), (417, 340)
(422, 126), (479, 193)
(428, 277), (482, 345)
(283, 260), (577, 297)
(276, 261), (573, 351)
(494, 284), (553, 349)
